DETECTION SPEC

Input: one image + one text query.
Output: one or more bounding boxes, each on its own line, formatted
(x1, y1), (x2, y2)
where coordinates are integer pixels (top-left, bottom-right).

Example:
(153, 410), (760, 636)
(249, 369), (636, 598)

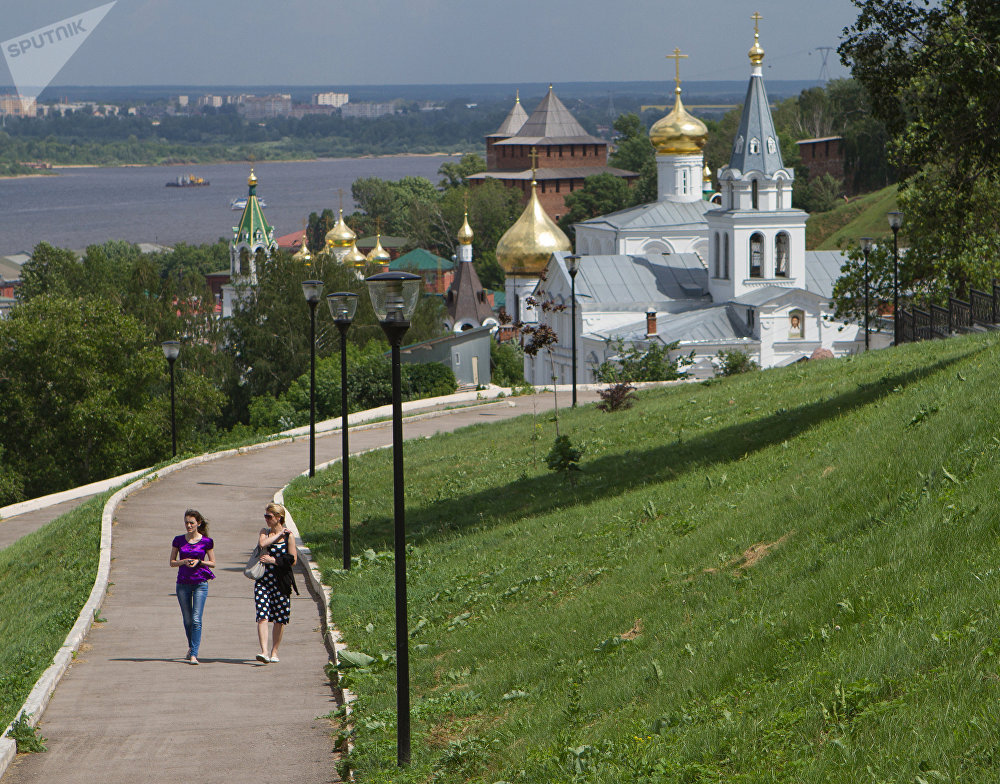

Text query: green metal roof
(390, 248), (455, 272)
(233, 179), (274, 246)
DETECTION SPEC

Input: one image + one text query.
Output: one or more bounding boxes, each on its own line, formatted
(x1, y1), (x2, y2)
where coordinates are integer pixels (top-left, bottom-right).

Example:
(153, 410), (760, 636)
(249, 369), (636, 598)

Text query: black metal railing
(897, 278), (1000, 343)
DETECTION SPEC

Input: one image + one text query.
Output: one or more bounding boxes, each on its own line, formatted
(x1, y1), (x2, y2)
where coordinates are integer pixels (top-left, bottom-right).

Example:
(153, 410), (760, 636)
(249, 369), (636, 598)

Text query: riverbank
(0, 150), (474, 180)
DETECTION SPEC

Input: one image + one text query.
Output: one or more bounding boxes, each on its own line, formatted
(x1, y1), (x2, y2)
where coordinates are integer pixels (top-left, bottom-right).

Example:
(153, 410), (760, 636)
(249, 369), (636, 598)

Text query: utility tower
(815, 47), (834, 82)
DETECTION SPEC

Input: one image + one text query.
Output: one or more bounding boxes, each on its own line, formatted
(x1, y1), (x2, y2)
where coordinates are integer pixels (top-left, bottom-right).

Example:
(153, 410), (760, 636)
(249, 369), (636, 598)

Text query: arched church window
(734, 136), (744, 154)
(749, 233), (764, 278)
(681, 169), (689, 194)
(767, 137), (777, 154)
(714, 232), (720, 278)
(777, 180), (784, 209)
(238, 247), (250, 276)
(775, 233), (790, 278)
(723, 234), (730, 279)
(751, 179), (759, 210)
(749, 138), (760, 155)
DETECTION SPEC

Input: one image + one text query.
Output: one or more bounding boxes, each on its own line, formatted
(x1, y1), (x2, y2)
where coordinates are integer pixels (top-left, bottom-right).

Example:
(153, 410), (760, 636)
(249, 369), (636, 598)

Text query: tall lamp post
(887, 211), (903, 345)
(365, 270), (422, 767)
(566, 254), (580, 407)
(860, 237), (873, 351)
(302, 280), (324, 477)
(161, 340), (180, 457)
(327, 292), (359, 571)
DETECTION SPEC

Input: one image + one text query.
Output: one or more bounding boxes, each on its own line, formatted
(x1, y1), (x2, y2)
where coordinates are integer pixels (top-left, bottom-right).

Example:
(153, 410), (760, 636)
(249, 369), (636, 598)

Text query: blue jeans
(176, 582), (208, 657)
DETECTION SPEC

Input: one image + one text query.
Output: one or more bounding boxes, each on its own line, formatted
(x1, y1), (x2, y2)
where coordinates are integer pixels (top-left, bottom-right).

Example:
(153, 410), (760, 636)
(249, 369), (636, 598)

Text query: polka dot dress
(254, 536), (291, 624)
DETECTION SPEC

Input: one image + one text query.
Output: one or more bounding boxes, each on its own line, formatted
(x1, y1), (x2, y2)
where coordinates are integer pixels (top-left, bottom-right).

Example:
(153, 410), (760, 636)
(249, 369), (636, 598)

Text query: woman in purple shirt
(169, 509), (215, 664)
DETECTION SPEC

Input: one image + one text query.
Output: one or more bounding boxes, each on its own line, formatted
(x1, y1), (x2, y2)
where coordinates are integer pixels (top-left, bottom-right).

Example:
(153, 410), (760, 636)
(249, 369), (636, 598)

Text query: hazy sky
(1, 0), (860, 90)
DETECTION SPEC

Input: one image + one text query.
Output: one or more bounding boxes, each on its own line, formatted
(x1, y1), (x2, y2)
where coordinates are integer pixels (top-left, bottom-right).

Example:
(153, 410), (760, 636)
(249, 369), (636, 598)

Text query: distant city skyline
(2, 0), (859, 93)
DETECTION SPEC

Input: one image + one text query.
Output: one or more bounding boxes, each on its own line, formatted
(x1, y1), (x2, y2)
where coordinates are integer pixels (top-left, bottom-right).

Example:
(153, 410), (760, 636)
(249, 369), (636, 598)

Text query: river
(0, 155), (460, 257)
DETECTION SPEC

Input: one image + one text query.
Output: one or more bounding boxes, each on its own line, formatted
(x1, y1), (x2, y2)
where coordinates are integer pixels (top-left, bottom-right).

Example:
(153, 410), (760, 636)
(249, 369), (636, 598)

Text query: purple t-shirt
(172, 535), (216, 584)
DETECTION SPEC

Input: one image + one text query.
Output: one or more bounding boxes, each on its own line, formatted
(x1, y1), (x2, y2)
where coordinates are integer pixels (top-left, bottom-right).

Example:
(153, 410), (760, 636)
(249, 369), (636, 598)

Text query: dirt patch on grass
(736, 532), (794, 571)
(621, 619), (644, 640)
(692, 532), (794, 580)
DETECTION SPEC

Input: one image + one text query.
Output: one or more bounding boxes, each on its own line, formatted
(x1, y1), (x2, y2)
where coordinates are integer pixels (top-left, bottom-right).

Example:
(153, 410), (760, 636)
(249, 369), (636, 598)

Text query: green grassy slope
(0, 493), (106, 731)
(806, 185), (900, 250)
(287, 333), (1000, 783)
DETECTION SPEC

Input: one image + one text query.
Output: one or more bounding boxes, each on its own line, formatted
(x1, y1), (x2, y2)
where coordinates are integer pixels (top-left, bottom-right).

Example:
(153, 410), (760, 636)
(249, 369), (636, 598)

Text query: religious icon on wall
(788, 311), (804, 339)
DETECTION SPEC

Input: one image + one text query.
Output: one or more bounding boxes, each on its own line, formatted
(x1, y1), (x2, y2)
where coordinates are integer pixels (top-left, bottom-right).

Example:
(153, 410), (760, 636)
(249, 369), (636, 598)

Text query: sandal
(255, 653), (269, 664)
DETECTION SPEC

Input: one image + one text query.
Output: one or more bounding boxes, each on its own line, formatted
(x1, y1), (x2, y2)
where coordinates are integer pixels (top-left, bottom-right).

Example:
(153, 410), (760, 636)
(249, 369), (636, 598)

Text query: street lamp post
(161, 341), (180, 457)
(365, 270), (422, 768)
(860, 237), (873, 351)
(888, 211), (903, 345)
(566, 255), (580, 407)
(327, 292), (359, 571)
(302, 280), (324, 477)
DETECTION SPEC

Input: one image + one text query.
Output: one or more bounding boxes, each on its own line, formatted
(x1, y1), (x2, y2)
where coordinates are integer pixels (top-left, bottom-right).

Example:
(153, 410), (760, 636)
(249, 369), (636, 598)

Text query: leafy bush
(401, 361), (457, 400)
(716, 349), (760, 376)
(594, 339), (692, 383)
(491, 339), (525, 387)
(597, 382), (637, 412)
(248, 344), (457, 433)
(7, 714), (46, 753)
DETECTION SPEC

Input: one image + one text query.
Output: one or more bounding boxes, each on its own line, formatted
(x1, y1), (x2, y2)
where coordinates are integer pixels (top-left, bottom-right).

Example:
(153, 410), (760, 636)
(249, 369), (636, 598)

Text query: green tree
(17, 243), (83, 301)
(830, 242), (894, 329)
(0, 297), (196, 498)
(225, 249), (446, 422)
(559, 173), (632, 237)
(609, 113), (656, 205)
(438, 153), (487, 189)
(840, 0), (1000, 295)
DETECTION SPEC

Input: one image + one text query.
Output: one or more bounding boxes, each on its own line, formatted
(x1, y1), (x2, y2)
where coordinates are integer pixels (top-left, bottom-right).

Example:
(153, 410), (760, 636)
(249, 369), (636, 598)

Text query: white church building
(508, 26), (864, 386)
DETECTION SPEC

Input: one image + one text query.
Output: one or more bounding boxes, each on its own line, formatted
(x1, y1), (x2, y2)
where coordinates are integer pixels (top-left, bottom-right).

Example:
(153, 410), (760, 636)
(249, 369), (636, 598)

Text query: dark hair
(184, 509), (208, 536)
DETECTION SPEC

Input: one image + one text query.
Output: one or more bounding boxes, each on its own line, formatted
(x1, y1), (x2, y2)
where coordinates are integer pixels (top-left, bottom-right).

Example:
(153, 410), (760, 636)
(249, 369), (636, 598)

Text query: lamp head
(365, 271), (422, 324)
(566, 254), (580, 277)
(327, 291), (359, 324)
(301, 279), (324, 305)
(887, 211), (903, 232)
(161, 340), (180, 363)
(860, 237), (874, 253)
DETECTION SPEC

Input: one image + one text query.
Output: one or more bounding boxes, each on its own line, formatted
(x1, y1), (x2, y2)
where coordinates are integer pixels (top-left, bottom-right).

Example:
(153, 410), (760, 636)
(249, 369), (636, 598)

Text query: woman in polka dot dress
(253, 502), (297, 663)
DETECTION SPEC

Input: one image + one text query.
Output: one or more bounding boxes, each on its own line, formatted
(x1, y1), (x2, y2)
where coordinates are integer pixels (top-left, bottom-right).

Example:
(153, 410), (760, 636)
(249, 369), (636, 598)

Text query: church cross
(338, 188), (344, 212)
(665, 47), (688, 91)
(751, 11), (762, 35)
(529, 146), (538, 179)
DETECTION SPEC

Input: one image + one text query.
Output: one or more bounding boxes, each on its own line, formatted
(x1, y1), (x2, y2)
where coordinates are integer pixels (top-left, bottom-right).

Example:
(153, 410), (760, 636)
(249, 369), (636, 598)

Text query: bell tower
(705, 14), (806, 302)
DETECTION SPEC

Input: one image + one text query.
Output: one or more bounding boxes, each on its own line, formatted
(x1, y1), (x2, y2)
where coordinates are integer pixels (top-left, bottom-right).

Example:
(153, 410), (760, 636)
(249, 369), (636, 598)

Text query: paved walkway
(2, 391), (597, 784)
(0, 497), (93, 551)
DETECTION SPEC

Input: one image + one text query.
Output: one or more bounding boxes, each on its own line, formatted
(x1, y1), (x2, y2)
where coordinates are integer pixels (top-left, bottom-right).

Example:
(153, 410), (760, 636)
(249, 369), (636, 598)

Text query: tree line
(0, 233), (457, 506)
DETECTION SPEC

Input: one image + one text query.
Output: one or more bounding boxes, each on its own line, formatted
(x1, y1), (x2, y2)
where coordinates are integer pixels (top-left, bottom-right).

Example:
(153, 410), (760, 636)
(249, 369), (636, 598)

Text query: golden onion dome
(457, 210), (474, 246)
(649, 88), (708, 155)
(749, 30), (765, 66)
(703, 164), (712, 182)
(292, 232), (312, 263)
(248, 169), (258, 187)
(496, 181), (571, 276)
(325, 208), (356, 248)
(366, 234), (391, 266)
(344, 241), (367, 268)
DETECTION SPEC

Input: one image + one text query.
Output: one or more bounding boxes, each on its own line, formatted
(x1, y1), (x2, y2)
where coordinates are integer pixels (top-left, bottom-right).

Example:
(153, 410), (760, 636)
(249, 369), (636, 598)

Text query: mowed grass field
(0, 493), (107, 731)
(286, 332), (1000, 783)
